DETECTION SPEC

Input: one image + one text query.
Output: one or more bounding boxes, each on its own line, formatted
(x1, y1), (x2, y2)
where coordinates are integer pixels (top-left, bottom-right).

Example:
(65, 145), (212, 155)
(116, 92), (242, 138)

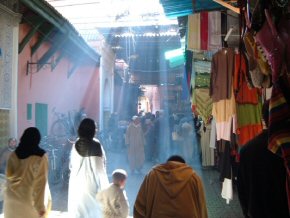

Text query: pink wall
(18, 24), (100, 137)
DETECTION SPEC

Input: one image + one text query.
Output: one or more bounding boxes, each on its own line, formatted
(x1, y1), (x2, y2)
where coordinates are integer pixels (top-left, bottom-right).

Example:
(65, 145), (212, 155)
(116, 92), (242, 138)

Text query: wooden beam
(67, 61), (80, 79)
(213, 0), (240, 14)
(18, 20), (44, 54)
(20, 14), (40, 24)
(37, 34), (67, 72)
(51, 51), (66, 71)
(31, 25), (55, 55)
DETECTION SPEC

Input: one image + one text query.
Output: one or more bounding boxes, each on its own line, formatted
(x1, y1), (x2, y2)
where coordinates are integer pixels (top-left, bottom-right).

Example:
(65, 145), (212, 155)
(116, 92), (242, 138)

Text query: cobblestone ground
(0, 149), (243, 218)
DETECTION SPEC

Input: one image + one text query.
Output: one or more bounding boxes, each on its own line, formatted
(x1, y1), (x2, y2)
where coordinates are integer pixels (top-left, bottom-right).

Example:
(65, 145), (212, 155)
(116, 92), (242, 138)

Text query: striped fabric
(195, 88), (212, 122)
(268, 72), (290, 211)
(268, 73), (290, 155)
(187, 12), (221, 52)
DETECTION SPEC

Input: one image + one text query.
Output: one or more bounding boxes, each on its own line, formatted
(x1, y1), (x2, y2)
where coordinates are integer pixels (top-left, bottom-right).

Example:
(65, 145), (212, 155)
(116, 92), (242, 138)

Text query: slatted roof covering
(160, 0), (224, 18)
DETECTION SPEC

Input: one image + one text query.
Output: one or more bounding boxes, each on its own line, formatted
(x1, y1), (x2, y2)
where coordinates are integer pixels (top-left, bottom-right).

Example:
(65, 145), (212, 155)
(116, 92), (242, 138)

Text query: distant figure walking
(4, 127), (49, 218)
(125, 116), (145, 174)
(134, 155), (208, 218)
(68, 118), (109, 218)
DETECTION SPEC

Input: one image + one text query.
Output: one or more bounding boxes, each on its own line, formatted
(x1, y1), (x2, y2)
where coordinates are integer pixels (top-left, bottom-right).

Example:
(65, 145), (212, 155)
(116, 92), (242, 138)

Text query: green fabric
(237, 102), (262, 127)
(195, 73), (210, 88)
(195, 88), (212, 122)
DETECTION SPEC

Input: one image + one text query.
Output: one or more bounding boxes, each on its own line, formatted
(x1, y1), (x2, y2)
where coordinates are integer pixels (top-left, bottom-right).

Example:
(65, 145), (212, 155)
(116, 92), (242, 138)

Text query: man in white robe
(125, 116), (145, 174)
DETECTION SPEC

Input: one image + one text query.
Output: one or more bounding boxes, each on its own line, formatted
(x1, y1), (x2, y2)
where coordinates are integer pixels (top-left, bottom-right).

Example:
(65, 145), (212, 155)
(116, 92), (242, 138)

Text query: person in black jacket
(237, 100), (289, 218)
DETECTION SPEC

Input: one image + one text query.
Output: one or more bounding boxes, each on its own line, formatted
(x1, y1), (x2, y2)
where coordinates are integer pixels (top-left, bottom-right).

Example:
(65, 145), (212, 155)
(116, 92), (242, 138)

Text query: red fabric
(200, 12), (208, 50)
(234, 54), (259, 104)
(192, 105), (197, 113)
(237, 124), (263, 147)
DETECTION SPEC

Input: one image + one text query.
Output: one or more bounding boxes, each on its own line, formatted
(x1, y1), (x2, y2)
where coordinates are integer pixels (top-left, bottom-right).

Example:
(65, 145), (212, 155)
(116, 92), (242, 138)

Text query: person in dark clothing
(237, 100), (289, 218)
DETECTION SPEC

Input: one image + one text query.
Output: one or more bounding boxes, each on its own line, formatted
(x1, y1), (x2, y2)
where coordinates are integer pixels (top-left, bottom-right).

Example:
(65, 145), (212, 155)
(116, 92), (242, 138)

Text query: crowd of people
(108, 110), (202, 172)
(1, 101), (289, 218)
(1, 116), (209, 218)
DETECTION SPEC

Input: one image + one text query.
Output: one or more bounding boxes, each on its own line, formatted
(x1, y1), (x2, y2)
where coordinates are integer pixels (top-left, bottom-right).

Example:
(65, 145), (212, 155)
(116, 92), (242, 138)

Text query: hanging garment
(195, 88), (212, 122)
(212, 88), (237, 141)
(268, 73), (290, 154)
(217, 140), (233, 204)
(217, 140), (232, 181)
(195, 73), (211, 88)
(268, 72), (290, 210)
(210, 48), (235, 102)
(234, 53), (260, 104)
(255, 9), (285, 83)
(208, 11), (222, 51)
(200, 122), (215, 167)
(209, 118), (217, 149)
(200, 11), (208, 51)
(187, 14), (201, 51)
(236, 103), (263, 146)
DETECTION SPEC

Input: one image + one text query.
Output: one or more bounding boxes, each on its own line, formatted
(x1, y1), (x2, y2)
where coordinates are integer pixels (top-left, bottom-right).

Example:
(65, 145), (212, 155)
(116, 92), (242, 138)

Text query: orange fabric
(237, 124), (263, 146)
(234, 54), (259, 104)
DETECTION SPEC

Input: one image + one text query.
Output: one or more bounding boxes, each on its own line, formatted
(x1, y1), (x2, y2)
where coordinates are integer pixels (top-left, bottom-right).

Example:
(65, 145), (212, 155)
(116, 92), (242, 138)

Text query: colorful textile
(200, 12), (208, 51)
(187, 11), (221, 52)
(237, 124), (263, 146)
(209, 118), (216, 149)
(210, 48), (235, 102)
(212, 89), (236, 123)
(215, 118), (236, 141)
(212, 88), (237, 141)
(236, 103), (263, 146)
(234, 54), (259, 104)
(236, 103), (262, 128)
(208, 11), (222, 51)
(187, 14), (200, 51)
(194, 60), (211, 74)
(268, 73), (290, 155)
(268, 73), (290, 211)
(200, 122), (215, 167)
(195, 73), (211, 88)
(195, 88), (212, 122)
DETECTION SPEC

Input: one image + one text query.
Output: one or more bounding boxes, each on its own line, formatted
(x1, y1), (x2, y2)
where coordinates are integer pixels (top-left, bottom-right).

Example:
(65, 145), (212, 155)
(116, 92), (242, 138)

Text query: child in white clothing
(96, 169), (129, 218)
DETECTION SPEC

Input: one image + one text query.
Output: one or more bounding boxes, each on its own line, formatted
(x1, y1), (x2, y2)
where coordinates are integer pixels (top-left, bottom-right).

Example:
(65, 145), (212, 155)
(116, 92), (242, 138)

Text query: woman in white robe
(68, 118), (109, 218)
(3, 127), (50, 218)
